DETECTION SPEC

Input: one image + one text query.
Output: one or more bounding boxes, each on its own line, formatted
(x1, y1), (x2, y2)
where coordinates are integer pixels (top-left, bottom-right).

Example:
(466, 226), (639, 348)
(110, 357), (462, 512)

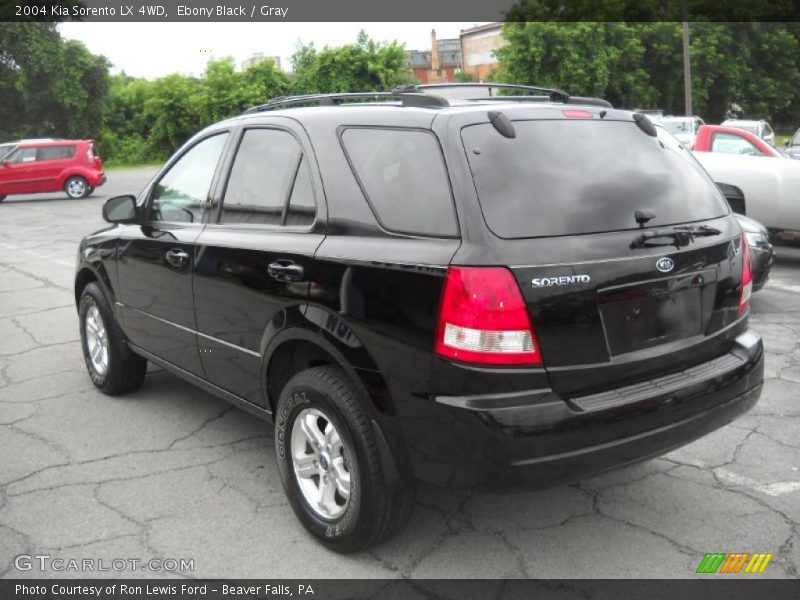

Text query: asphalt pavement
(0, 168), (798, 579)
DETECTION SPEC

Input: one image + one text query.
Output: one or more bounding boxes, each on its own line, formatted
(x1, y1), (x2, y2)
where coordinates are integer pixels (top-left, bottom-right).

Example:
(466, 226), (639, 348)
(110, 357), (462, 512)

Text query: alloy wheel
(290, 407), (352, 519)
(84, 305), (108, 376)
(67, 178), (86, 198)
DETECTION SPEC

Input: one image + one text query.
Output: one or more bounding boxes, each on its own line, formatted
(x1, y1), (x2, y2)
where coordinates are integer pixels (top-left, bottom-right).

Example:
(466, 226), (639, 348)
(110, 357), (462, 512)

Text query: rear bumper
(403, 330), (763, 489)
(84, 171), (106, 188)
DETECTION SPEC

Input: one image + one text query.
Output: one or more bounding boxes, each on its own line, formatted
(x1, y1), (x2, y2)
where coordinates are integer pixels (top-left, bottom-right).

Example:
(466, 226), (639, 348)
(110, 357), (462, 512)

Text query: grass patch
(104, 161), (162, 170)
(774, 134), (795, 149)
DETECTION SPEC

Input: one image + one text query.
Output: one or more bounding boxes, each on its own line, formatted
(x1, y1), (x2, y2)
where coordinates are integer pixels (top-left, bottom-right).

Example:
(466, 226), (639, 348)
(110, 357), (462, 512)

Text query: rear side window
(341, 128), (457, 237)
(221, 128), (315, 227)
(37, 145), (76, 161)
(462, 119), (729, 239)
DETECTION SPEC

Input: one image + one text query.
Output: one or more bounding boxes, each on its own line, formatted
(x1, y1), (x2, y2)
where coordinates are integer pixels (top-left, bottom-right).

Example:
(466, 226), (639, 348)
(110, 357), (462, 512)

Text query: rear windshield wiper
(629, 225), (722, 249)
(673, 224), (723, 236)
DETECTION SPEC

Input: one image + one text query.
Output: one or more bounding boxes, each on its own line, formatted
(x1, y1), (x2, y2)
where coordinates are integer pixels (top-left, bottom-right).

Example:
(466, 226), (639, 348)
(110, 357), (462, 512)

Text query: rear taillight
(87, 145), (100, 167)
(435, 267), (542, 366)
(738, 234), (752, 316)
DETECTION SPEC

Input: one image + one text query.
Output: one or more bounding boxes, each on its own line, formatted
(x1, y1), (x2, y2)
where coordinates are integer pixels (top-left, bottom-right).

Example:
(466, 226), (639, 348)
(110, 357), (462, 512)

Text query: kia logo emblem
(656, 257), (675, 273)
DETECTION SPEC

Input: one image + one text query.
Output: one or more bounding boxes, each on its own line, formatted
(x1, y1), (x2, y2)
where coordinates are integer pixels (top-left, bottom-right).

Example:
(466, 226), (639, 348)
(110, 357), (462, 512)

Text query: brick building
(459, 23), (504, 81)
(407, 30), (462, 84)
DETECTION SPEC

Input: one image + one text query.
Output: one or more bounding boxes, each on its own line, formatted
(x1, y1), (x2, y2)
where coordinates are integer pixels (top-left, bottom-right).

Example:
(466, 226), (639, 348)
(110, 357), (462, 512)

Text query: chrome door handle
(267, 260), (304, 282)
(165, 248), (190, 269)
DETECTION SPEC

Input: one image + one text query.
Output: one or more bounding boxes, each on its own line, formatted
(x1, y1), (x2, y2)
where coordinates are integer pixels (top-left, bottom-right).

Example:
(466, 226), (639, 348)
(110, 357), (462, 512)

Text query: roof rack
(243, 91), (449, 114)
(395, 83), (613, 108)
(242, 83), (612, 115)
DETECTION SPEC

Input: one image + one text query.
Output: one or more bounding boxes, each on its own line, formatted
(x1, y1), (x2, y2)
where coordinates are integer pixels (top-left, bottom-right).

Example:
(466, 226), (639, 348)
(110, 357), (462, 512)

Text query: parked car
(735, 214), (774, 291)
(0, 139), (105, 202)
(656, 124), (775, 290)
(693, 124), (781, 158)
(721, 119), (775, 146)
(660, 116), (704, 149)
(75, 84), (763, 551)
(692, 126), (800, 233)
(783, 127), (800, 159)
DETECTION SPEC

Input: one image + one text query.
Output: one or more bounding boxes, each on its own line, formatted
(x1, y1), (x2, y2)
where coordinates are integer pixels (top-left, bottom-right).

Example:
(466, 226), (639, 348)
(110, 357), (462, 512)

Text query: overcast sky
(59, 23), (487, 79)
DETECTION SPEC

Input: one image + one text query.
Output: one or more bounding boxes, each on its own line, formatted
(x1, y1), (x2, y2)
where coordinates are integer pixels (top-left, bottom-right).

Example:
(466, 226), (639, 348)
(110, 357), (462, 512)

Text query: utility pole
(682, 0), (693, 116)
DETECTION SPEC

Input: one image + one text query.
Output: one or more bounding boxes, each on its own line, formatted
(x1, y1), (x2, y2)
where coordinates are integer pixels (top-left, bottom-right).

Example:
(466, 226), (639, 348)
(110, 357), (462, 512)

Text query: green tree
(497, 22), (655, 108)
(141, 74), (203, 159)
(0, 23), (108, 140)
(290, 31), (412, 94)
(496, 22), (800, 127)
(242, 57), (291, 105)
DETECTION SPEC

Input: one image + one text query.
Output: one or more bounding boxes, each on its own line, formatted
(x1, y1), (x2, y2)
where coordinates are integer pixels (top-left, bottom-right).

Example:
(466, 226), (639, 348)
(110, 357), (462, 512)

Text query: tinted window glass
(462, 119), (728, 239)
(342, 128), (457, 237)
(285, 157), (316, 227)
(711, 133), (762, 156)
(7, 147), (37, 164)
(150, 133), (228, 223)
(37, 145), (76, 161)
(221, 129), (303, 226)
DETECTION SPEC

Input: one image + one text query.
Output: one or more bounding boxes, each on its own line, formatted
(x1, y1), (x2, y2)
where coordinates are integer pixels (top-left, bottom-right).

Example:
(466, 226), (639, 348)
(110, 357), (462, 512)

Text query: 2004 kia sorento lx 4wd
(75, 84), (763, 552)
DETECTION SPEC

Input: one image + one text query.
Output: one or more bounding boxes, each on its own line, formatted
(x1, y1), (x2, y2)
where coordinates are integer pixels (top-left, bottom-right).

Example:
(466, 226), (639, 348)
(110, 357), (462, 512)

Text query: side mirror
(785, 139), (791, 148)
(1, 160), (9, 168)
(102, 195), (138, 224)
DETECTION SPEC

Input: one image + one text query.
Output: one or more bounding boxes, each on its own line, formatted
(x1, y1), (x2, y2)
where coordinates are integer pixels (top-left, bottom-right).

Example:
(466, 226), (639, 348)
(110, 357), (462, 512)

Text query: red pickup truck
(692, 125), (780, 157)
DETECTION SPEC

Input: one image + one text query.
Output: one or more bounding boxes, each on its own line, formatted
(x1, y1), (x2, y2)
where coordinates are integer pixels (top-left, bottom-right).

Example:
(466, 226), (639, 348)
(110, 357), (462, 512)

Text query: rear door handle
(267, 260), (304, 282)
(165, 248), (190, 269)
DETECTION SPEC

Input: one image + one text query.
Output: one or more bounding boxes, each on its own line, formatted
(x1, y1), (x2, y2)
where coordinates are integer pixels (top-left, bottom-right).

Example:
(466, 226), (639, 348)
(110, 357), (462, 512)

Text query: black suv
(75, 83), (763, 552)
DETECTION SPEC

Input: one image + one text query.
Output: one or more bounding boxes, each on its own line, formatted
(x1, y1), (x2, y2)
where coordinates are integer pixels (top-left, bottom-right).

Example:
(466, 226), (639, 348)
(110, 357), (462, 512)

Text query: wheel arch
(262, 325), (396, 419)
(716, 182), (746, 215)
(74, 263), (115, 309)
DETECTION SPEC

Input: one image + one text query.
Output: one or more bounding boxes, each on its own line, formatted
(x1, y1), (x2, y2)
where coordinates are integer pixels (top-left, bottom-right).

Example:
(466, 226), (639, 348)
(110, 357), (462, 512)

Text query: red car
(0, 139), (106, 202)
(692, 124), (780, 157)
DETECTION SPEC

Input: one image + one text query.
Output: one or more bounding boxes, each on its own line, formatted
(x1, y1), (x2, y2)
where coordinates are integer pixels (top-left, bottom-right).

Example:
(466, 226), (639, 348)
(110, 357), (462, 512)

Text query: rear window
(341, 128), (458, 237)
(462, 119), (728, 239)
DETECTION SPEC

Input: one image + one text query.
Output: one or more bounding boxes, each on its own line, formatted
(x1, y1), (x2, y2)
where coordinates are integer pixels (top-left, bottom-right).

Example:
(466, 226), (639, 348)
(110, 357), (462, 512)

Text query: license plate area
(598, 270), (713, 356)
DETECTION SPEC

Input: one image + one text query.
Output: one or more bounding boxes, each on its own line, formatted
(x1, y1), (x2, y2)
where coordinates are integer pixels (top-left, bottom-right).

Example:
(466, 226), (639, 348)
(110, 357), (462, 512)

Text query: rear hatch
(459, 112), (746, 398)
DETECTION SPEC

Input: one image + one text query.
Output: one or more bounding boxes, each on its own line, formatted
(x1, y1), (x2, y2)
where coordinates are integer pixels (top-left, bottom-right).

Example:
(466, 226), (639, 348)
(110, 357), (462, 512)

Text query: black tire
(87, 187), (95, 197)
(64, 176), (90, 199)
(274, 366), (414, 552)
(78, 282), (147, 395)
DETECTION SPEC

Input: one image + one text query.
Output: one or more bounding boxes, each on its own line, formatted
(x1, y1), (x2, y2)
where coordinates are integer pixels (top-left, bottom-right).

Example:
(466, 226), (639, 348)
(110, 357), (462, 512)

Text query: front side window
(7, 147), (37, 164)
(711, 133), (762, 156)
(220, 128), (314, 226)
(341, 128), (457, 237)
(150, 133), (229, 223)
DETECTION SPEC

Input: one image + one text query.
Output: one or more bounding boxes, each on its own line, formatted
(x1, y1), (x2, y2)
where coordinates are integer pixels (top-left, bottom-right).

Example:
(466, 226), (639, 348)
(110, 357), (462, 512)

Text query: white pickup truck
(690, 124), (800, 233)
